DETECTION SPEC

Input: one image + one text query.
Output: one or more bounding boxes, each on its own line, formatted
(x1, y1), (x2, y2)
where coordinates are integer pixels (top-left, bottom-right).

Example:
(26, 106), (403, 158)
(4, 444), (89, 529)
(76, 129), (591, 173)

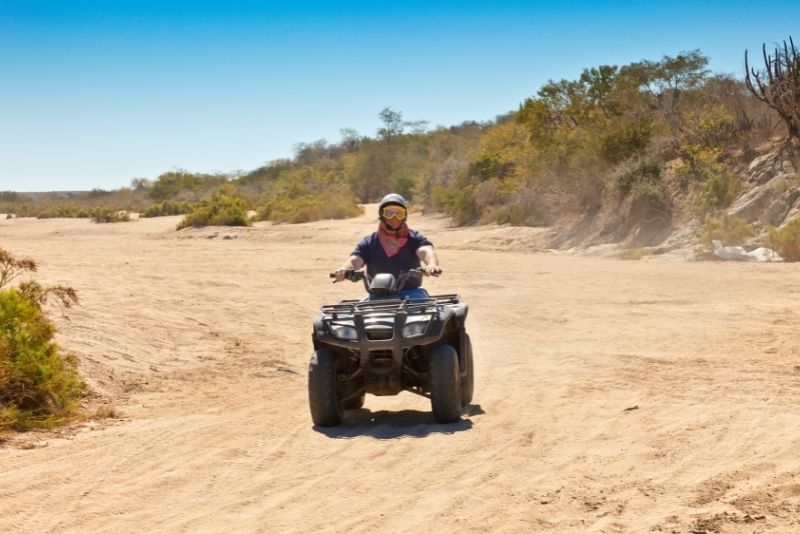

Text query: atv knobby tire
(461, 333), (474, 406)
(308, 349), (343, 426)
(429, 344), (462, 423)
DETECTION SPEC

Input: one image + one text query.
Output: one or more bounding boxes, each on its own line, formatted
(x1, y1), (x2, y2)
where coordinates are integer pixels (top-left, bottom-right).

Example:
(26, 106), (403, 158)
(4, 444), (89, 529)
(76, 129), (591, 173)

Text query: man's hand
(422, 265), (442, 277)
(333, 255), (364, 283)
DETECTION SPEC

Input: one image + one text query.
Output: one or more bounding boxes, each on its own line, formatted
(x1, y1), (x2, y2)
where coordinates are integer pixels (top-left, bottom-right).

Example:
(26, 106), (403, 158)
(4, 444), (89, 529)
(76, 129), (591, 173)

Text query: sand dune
(1, 209), (799, 533)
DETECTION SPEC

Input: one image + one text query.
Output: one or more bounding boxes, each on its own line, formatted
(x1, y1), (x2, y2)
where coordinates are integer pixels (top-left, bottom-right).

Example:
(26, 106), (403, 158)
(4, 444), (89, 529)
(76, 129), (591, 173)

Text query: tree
(621, 50), (710, 122)
(293, 139), (330, 165)
(745, 37), (800, 140)
(339, 128), (361, 152)
(130, 178), (151, 191)
(378, 107), (404, 139)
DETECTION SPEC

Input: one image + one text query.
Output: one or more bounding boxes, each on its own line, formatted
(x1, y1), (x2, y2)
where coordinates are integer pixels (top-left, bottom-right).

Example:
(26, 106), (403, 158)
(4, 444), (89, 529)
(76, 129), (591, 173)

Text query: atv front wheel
(429, 344), (462, 423)
(308, 349), (343, 426)
(461, 333), (474, 406)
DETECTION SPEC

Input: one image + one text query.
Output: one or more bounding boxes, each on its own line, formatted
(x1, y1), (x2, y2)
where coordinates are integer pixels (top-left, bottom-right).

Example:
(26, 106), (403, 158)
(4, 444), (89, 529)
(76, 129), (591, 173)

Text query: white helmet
(378, 193), (408, 213)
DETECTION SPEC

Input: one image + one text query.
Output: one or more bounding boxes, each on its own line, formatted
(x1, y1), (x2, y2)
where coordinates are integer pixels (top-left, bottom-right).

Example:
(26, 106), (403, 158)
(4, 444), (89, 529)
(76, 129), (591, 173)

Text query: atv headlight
(402, 319), (430, 338)
(331, 325), (358, 340)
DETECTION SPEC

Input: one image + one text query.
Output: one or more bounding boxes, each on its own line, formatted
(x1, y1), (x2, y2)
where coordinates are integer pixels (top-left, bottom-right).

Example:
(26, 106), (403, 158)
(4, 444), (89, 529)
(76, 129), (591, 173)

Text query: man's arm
(416, 245), (442, 276)
(333, 255), (365, 282)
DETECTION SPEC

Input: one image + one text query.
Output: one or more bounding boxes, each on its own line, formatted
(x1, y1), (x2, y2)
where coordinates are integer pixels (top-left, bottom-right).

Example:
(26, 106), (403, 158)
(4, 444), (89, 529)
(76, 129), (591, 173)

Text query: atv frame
(308, 270), (474, 426)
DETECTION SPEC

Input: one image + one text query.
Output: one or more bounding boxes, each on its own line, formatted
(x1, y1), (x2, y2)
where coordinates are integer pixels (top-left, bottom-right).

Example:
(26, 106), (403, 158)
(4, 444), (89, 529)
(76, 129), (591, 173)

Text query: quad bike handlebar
(329, 267), (439, 281)
(330, 268), (439, 292)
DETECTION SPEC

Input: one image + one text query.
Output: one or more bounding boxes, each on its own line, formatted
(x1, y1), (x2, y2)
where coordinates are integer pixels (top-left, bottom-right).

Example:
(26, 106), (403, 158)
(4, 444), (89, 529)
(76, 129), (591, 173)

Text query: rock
(656, 225), (698, 251)
(729, 181), (781, 221)
(747, 147), (795, 185)
(765, 188), (800, 225)
(711, 240), (782, 262)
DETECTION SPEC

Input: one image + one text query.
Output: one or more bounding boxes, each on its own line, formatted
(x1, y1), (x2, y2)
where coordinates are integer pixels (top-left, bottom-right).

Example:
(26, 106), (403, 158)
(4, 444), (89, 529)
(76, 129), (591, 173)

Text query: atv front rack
(320, 293), (460, 317)
(312, 292), (469, 398)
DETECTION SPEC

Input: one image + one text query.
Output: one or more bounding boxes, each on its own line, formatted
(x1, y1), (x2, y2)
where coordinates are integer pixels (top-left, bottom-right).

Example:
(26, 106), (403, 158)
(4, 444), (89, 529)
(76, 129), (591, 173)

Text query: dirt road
(1, 209), (799, 533)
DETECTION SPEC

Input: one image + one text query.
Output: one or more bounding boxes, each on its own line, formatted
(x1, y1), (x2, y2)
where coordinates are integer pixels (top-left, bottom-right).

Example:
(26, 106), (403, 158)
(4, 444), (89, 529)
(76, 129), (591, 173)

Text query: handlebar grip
(330, 270), (363, 282)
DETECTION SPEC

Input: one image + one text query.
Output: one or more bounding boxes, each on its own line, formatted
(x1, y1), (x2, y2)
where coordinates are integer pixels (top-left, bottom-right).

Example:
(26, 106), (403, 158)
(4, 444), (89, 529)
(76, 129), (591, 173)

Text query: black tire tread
(308, 349), (343, 426)
(429, 344), (461, 423)
(461, 333), (474, 406)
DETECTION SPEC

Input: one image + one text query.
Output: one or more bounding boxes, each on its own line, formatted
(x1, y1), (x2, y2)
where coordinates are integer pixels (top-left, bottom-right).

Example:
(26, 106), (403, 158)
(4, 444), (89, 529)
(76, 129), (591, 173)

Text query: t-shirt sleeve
(351, 235), (371, 262)
(411, 230), (433, 251)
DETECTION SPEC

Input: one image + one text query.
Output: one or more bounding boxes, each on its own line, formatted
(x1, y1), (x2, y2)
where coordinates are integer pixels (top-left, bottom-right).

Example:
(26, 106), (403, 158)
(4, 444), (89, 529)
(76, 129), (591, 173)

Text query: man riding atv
(308, 193), (473, 426)
(333, 193), (442, 298)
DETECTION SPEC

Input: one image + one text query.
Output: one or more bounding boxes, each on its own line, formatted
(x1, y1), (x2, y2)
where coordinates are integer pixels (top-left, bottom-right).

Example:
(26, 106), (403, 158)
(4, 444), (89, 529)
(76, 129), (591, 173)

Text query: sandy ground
(1, 208), (799, 534)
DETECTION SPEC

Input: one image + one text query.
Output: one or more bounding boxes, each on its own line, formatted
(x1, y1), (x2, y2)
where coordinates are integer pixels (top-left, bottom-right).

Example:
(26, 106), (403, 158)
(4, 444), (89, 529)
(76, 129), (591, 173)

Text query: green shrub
(631, 179), (668, 208)
(613, 159), (667, 207)
(91, 208), (131, 223)
(676, 146), (741, 212)
(256, 186), (361, 224)
(0, 250), (84, 433)
(764, 217), (800, 261)
(699, 170), (741, 211)
(142, 199), (194, 217)
(35, 206), (90, 219)
(600, 118), (653, 164)
(613, 159), (662, 192)
(698, 213), (754, 251)
(177, 193), (251, 230)
(684, 106), (737, 147)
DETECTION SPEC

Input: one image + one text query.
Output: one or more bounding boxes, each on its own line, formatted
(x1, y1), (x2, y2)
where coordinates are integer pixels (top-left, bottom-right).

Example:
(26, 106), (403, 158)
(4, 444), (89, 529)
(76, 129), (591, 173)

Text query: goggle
(381, 206), (407, 220)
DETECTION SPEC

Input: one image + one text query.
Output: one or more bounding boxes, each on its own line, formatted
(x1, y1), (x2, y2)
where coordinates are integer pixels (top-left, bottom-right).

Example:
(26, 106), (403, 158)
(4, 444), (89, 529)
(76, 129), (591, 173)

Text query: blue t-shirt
(352, 230), (433, 289)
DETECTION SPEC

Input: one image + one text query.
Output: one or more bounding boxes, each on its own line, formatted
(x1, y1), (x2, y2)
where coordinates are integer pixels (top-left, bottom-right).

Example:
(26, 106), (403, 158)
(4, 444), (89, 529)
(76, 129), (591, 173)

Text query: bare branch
(744, 36), (800, 141)
(0, 249), (37, 290)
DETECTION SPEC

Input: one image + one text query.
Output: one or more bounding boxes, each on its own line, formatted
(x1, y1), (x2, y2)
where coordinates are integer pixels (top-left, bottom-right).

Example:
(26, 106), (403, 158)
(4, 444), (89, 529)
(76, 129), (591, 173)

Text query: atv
(308, 268), (474, 426)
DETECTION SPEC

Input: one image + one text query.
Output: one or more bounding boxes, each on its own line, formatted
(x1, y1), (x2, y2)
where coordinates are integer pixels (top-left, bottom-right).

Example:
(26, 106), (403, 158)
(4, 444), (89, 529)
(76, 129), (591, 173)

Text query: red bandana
(378, 223), (409, 257)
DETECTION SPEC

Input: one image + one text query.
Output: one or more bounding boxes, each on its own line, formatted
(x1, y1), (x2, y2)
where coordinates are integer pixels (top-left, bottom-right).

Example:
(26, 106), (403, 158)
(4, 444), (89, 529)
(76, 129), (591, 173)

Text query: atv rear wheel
(461, 333), (474, 406)
(308, 348), (343, 426)
(429, 344), (462, 423)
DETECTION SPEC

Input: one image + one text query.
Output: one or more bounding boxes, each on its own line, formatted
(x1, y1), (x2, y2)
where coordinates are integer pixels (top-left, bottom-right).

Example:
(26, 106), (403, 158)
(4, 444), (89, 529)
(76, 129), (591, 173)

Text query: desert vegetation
(0, 249), (84, 433)
(697, 213), (755, 252)
(764, 216), (800, 261)
(176, 192), (251, 230)
(2, 39), (799, 254)
(746, 36), (800, 145)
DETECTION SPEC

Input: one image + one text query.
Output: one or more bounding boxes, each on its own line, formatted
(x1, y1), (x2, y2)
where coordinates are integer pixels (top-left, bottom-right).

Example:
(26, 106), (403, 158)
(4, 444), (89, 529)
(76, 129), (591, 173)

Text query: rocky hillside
(539, 141), (799, 259)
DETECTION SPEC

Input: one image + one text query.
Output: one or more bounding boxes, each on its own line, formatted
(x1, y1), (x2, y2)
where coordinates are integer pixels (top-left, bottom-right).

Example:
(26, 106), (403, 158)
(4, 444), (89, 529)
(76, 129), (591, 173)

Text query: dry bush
(92, 209), (131, 223)
(93, 403), (118, 419)
(177, 193), (251, 229)
(256, 186), (361, 223)
(617, 248), (653, 260)
(764, 217), (800, 261)
(141, 199), (194, 217)
(674, 146), (742, 213)
(613, 159), (668, 208)
(698, 213), (754, 251)
(0, 249), (84, 433)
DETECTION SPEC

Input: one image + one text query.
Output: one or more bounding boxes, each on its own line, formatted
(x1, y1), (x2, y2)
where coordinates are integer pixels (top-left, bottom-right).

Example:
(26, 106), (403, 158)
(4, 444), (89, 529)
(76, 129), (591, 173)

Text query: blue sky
(2, 0), (799, 192)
